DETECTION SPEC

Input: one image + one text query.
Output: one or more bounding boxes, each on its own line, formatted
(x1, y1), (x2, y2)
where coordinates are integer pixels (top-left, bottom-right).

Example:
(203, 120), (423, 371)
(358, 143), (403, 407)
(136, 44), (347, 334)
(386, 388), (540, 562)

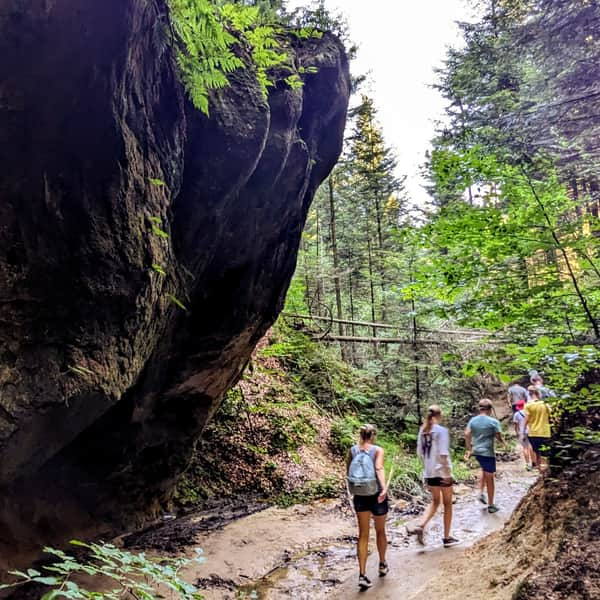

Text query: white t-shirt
(513, 409), (528, 436)
(417, 424), (452, 478)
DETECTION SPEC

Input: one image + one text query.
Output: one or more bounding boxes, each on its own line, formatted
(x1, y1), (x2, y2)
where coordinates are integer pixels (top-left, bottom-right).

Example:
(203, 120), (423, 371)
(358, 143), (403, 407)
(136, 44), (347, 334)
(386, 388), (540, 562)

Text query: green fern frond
(167, 0), (322, 112)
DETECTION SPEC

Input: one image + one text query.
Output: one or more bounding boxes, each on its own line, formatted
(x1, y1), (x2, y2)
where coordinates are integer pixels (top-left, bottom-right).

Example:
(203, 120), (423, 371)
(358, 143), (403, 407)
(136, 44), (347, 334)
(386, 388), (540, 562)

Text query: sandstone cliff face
(0, 0), (350, 564)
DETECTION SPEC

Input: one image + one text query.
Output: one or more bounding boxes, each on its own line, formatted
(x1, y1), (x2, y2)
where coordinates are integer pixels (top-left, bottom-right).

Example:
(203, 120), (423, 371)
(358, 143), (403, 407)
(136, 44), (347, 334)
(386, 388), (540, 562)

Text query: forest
(0, 0), (598, 599)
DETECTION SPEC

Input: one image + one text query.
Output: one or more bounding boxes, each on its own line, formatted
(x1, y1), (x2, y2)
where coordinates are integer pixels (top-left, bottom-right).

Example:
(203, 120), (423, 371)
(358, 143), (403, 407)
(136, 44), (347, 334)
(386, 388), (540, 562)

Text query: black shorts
(425, 477), (453, 487)
(353, 493), (389, 516)
(528, 436), (551, 456)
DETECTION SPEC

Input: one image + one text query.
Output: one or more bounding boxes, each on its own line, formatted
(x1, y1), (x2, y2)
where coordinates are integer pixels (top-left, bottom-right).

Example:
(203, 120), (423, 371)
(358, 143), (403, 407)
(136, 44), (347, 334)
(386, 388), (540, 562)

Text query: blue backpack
(347, 446), (378, 496)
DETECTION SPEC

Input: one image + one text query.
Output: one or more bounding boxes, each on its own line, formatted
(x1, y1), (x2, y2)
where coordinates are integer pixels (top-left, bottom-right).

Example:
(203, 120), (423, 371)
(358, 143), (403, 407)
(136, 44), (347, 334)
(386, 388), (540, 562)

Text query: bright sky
(288, 0), (473, 207)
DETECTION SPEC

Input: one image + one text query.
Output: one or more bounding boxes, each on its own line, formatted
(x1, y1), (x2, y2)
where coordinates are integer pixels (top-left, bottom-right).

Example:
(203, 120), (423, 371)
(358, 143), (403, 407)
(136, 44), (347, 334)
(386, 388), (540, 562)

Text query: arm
(439, 429), (453, 483)
(523, 406), (530, 435)
(464, 427), (472, 459)
(496, 431), (507, 449)
(375, 447), (387, 502)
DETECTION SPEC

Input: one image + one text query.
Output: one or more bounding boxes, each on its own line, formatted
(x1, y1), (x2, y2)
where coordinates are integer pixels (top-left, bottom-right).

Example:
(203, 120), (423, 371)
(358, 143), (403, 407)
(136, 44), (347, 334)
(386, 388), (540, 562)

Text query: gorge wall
(0, 0), (350, 566)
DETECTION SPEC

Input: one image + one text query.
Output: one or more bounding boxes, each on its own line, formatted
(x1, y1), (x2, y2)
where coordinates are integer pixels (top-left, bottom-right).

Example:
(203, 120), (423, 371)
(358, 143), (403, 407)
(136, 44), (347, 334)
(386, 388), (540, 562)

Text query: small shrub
(329, 415), (361, 456)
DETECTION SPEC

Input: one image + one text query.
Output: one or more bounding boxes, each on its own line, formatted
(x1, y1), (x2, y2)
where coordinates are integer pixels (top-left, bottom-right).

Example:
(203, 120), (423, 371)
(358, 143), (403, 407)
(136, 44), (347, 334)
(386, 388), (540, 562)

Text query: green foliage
(170, 295), (189, 311)
(168, 0), (244, 114)
(329, 415), (361, 455)
(68, 365), (94, 378)
(1, 540), (204, 599)
(261, 321), (376, 412)
(275, 475), (340, 507)
(167, 0), (322, 114)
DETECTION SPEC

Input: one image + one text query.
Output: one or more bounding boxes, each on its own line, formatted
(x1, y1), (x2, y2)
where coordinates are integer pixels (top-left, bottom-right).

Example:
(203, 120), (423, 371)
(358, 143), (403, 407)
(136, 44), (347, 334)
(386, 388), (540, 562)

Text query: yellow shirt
(525, 400), (551, 438)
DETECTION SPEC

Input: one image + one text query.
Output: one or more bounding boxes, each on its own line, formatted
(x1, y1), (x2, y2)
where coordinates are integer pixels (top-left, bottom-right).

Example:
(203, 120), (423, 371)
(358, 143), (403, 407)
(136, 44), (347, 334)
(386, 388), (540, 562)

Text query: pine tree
(348, 95), (405, 321)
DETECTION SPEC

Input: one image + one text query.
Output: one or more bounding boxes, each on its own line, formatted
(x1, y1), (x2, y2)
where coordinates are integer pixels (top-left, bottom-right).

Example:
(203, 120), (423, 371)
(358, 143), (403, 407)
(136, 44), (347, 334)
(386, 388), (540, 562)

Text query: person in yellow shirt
(524, 386), (552, 472)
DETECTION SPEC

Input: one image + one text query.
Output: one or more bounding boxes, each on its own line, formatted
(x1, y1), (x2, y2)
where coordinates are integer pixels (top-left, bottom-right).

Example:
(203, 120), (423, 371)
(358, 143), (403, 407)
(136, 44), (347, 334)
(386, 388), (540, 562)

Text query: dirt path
(162, 460), (535, 599)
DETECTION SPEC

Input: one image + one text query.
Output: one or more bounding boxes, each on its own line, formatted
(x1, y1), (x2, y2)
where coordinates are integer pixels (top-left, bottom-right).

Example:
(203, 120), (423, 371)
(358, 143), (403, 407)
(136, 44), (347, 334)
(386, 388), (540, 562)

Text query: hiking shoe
(488, 504), (500, 513)
(407, 524), (425, 545)
(358, 574), (372, 590)
(443, 536), (462, 548)
(378, 561), (389, 577)
(479, 493), (487, 504)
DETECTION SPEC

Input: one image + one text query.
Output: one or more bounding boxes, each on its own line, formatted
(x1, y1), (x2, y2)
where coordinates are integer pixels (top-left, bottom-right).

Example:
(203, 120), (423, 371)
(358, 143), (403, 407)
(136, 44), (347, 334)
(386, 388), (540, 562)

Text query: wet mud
(123, 501), (268, 552)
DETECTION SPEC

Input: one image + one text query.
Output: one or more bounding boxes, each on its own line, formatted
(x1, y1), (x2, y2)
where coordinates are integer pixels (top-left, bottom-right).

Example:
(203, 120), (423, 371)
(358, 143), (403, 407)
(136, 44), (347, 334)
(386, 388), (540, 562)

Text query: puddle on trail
(234, 465), (536, 600)
(237, 543), (355, 600)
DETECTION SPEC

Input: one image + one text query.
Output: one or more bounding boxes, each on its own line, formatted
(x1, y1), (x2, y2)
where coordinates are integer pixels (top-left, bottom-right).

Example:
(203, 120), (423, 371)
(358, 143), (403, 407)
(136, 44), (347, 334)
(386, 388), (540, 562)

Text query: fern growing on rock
(167, 0), (321, 114)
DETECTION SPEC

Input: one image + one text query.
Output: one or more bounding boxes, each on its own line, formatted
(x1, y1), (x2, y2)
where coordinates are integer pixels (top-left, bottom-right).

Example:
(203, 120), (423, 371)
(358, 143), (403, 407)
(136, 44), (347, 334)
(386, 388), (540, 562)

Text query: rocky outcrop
(0, 0), (350, 566)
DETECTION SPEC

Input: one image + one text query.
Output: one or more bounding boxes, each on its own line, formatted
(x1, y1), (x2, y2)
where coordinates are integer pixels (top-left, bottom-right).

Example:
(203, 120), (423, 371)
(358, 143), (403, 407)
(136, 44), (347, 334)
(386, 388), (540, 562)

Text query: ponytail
(359, 423), (377, 442)
(422, 405), (441, 435)
(420, 405), (441, 458)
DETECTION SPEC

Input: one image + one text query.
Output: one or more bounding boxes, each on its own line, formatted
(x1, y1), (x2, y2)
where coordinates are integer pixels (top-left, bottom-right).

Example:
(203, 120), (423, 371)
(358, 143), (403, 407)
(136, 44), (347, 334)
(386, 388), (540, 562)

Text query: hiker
(347, 424), (389, 590)
(507, 381), (530, 413)
(524, 386), (552, 472)
(465, 398), (505, 513)
(530, 372), (556, 400)
(408, 405), (461, 548)
(512, 399), (534, 470)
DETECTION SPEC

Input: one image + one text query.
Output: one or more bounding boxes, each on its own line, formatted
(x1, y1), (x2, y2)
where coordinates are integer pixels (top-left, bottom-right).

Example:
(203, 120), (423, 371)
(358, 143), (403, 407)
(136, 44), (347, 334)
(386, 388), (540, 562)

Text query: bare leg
(485, 472), (495, 506)
(521, 443), (529, 466)
(356, 511), (371, 576)
(441, 486), (453, 539)
(419, 486), (442, 529)
(524, 444), (534, 467)
(373, 515), (388, 563)
(479, 469), (486, 493)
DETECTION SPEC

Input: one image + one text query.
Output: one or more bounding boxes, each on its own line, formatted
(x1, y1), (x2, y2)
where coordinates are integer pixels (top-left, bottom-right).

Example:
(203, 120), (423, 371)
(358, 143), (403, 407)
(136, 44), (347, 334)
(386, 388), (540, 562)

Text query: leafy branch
(0, 540), (205, 600)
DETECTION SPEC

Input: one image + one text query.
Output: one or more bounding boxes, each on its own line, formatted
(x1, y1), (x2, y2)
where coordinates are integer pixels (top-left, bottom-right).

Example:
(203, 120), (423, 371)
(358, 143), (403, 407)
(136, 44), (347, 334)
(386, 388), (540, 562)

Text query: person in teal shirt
(465, 398), (505, 513)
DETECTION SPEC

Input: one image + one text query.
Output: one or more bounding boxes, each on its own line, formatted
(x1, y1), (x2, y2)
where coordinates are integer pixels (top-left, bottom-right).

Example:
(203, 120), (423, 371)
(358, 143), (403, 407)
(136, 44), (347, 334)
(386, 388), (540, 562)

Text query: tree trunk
(328, 177), (346, 360)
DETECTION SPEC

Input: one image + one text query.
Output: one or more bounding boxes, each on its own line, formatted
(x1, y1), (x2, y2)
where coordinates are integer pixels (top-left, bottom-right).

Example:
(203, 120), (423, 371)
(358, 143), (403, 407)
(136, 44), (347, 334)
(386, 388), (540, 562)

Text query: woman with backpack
(408, 405), (461, 547)
(347, 424), (388, 590)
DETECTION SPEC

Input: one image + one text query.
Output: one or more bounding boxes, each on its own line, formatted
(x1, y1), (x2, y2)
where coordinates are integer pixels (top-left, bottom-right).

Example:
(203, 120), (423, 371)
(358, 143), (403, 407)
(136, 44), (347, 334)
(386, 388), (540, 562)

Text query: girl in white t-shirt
(409, 405), (461, 547)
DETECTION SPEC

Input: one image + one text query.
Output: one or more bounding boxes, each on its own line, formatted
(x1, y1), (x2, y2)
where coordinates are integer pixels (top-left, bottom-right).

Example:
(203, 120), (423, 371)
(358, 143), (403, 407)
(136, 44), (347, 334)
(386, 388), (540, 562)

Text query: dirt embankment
(418, 449), (600, 600)
(172, 333), (344, 510)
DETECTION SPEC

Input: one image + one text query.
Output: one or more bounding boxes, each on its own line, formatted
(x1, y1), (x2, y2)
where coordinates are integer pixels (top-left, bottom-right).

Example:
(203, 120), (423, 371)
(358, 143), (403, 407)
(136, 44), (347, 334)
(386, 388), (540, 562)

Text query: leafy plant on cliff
(1, 540), (204, 599)
(167, 0), (321, 114)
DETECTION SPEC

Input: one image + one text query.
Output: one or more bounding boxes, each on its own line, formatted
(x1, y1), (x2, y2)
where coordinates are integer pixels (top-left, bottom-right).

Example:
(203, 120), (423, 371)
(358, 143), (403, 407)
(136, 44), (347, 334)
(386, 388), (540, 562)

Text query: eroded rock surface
(0, 0), (350, 565)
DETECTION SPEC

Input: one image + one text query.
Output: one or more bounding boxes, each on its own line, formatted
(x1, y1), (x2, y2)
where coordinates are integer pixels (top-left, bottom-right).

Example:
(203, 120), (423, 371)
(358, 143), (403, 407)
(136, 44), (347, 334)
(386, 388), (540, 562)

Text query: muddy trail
(124, 459), (535, 599)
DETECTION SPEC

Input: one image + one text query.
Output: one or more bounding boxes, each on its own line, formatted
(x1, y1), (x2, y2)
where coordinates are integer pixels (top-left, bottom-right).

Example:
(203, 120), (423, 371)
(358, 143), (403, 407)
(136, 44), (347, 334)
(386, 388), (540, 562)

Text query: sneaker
(488, 504), (500, 513)
(358, 574), (372, 590)
(407, 524), (425, 545)
(479, 493), (487, 504)
(443, 536), (462, 548)
(378, 561), (389, 577)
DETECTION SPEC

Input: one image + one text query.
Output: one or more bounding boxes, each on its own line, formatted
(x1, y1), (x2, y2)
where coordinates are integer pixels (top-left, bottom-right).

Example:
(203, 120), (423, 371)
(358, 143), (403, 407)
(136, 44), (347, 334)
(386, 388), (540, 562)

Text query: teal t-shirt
(467, 415), (501, 457)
